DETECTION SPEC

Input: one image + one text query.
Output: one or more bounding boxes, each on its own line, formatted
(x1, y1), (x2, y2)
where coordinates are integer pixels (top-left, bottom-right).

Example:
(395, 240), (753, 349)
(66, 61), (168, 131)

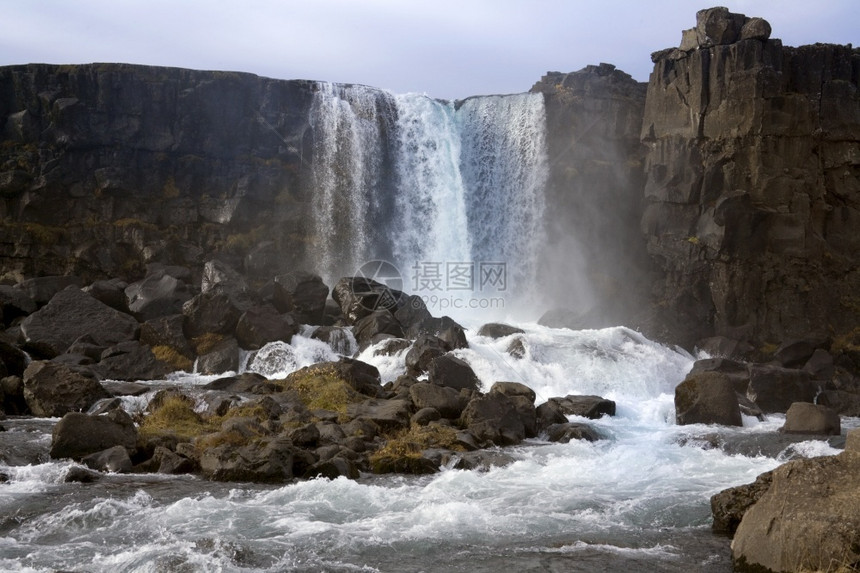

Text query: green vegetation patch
(277, 364), (364, 418)
(151, 345), (193, 372)
(139, 395), (209, 440)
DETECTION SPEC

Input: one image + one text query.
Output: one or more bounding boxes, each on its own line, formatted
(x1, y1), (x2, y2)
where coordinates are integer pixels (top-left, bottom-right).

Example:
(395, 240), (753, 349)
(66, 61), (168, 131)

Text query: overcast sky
(1, 1), (857, 100)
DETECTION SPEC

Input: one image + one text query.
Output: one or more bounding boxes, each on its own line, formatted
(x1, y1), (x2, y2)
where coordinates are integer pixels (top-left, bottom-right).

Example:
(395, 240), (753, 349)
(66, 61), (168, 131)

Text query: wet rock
(139, 314), (194, 359)
(409, 382), (469, 419)
(199, 435), (295, 483)
(152, 445), (196, 474)
(428, 355), (481, 392)
(370, 453), (439, 475)
(50, 409), (137, 460)
(477, 323), (525, 339)
(196, 337), (240, 375)
(774, 338), (825, 369)
(305, 456), (360, 480)
(310, 326), (356, 355)
(694, 336), (753, 361)
(732, 451), (860, 572)
(535, 400), (568, 432)
(0, 376), (26, 415)
(20, 286), (139, 357)
(406, 316), (468, 350)
(710, 470), (773, 535)
(506, 337), (526, 359)
(182, 288), (248, 339)
(675, 372), (742, 426)
(272, 272), (329, 324)
(81, 445), (133, 473)
(287, 423), (320, 448)
(203, 372), (272, 393)
(544, 394), (615, 419)
(0, 337), (29, 378)
(352, 310), (404, 349)
(461, 392), (526, 446)
(94, 341), (171, 381)
(393, 295), (433, 333)
(802, 348), (835, 380)
(446, 450), (517, 471)
(235, 305), (298, 350)
(103, 381), (154, 397)
(779, 402), (841, 435)
(689, 358), (750, 392)
(332, 277), (405, 325)
(64, 466), (102, 483)
(544, 422), (600, 443)
(346, 399), (411, 431)
(23, 361), (110, 417)
(404, 335), (448, 375)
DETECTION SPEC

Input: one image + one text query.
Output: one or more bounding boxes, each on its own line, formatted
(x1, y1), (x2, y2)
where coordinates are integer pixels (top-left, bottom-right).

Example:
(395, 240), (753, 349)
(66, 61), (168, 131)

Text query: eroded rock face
(731, 451), (860, 572)
(641, 7), (860, 350)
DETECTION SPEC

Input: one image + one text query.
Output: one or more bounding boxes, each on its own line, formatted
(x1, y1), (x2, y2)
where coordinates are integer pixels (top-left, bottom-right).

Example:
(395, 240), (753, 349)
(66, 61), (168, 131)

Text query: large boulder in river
(409, 382), (469, 419)
(23, 360), (110, 417)
(182, 287), (251, 339)
(199, 435), (296, 483)
(332, 276), (405, 324)
(235, 305), (298, 350)
(779, 402), (841, 435)
(50, 409), (138, 460)
(674, 371), (742, 426)
(477, 323), (525, 339)
(19, 286), (139, 357)
(428, 355), (481, 392)
(352, 310), (404, 349)
(731, 451), (860, 572)
(94, 341), (171, 381)
(545, 394), (616, 419)
(404, 335), (448, 375)
(461, 392), (528, 446)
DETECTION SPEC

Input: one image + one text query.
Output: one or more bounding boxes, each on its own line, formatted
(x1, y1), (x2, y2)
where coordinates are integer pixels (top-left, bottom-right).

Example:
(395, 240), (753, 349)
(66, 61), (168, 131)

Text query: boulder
(675, 372), (743, 426)
(739, 17), (771, 41)
(332, 277), (405, 324)
(202, 372), (272, 393)
(428, 355), (481, 392)
(780, 402), (841, 435)
(352, 310), (404, 349)
(310, 358), (382, 397)
(50, 409), (137, 460)
(81, 445), (133, 473)
(746, 365), (818, 413)
(0, 337), (29, 378)
(694, 6), (746, 47)
(196, 337), (240, 375)
(94, 341), (171, 381)
(0, 284), (36, 322)
(272, 272), (329, 324)
(506, 337), (526, 359)
(774, 338), (825, 369)
(846, 428), (860, 452)
(124, 273), (191, 322)
(23, 361), (110, 417)
(688, 358), (750, 392)
(235, 305), (298, 350)
(406, 316), (468, 349)
(695, 336), (753, 360)
(150, 445), (196, 474)
(710, 470), (773, 535)
(346, 399), (411, 431)
(411, 407), (441, 426)
(461, 392), (526, 446)
(182, 288), (249, 339)
(20, 286), (139, 357)
(199, 435), (295, 483)
(305, 456), (360, 480)
(139, 314), (194, 358)
(1, 375), (27, 415)
(544, 422), (600, 443)
(201, 259), (248, 295)
(310, 326), (356, 355)
(392, 295), (433, 333)
(802, 348), (835, 380)
(490, 381), (536, 403)
(535, 400), (568, 432)
(545, 394), (616, 419)
(83, 278), (130, 313)
(477, 323), (525, 339)
(408, 382), (469, 419)
(731, 451), (860, 572)
(404, 335), (448, 375)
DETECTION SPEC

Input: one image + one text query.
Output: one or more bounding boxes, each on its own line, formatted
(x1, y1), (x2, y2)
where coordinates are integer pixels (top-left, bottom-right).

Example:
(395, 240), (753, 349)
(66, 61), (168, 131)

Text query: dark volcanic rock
(124, 273), (192, 322)
(779, 402), (841, 435)
(408, 382), (469, 419)
(710, 470), (773, 535)
(428, 355), (481, 392)
(675, 372), (742, 426)
(731, 451), (860, 572)
(477, 323), (525, 339)
(95, 341), (171, 381)
(83, 278), (130, 313)
(545, 394), (616, 420)
(404, 335), (448, 375)
(272, 272), (329, 324)
(461, 392), (527, 446)
(235, 305), (298, 350)
(50, 409), (137, 460)
(746, 364), (817, 414)
(199, 435), (296, 483)
(196, 337), (240, 375)
(23, 361), (110, 417)
(20, 287), (139, 357)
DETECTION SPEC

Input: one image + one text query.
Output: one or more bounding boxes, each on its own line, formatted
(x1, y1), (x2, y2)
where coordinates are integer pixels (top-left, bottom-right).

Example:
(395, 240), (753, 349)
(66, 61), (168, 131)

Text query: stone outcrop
(641, 7), (860, 351)
(731, 451), (860, 572)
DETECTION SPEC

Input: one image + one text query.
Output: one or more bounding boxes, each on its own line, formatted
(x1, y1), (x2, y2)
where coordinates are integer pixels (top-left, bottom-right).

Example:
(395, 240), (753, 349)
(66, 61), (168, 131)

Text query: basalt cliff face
(640, 8), (860, 351)
(1, 7), (859, 355)
(0, 64), (319, 283)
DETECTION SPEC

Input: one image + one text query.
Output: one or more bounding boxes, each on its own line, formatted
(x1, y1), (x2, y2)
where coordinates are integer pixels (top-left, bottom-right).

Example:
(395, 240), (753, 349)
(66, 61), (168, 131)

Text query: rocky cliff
(640, 7), (860, 353)
(0, 64), (319, 283)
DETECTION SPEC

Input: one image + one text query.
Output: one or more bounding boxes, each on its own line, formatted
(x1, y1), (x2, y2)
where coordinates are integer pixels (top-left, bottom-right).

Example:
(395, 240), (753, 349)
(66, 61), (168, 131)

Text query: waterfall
(308, 83), (549, 307)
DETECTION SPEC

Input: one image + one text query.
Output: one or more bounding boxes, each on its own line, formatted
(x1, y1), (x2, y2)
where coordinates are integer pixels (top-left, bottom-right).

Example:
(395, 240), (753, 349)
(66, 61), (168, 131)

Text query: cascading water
(308, 83), (548, 310)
